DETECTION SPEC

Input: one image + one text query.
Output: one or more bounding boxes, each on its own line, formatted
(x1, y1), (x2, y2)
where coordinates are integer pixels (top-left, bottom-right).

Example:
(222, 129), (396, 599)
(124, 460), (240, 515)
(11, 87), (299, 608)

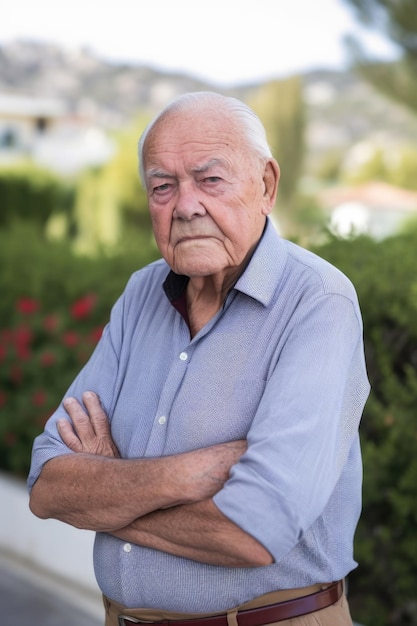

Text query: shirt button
(158, 415), (167, 425)
(179, 352), (188, 361)
(123, 543), (132, 553)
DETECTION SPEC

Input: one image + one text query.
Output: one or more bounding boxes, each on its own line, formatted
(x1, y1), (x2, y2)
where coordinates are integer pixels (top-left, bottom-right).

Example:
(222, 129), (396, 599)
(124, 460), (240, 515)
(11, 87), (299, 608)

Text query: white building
(0, 93), (114, 175)
(318, 181), (417, 239)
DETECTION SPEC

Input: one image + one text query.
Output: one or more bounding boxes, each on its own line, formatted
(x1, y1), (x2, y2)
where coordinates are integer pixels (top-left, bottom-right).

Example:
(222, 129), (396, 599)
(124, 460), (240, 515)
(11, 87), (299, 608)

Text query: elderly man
(28, 92), (370, 626)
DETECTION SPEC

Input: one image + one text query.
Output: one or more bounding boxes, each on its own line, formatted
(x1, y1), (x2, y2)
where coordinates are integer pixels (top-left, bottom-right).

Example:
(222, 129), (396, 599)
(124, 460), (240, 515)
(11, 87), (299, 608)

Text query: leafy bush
(0, 220), (160, 476)
(0, 163), (74, 227)
(0, 220), (159, 328)
(0, 295), (104, 476)
(314, 230), (417, 626)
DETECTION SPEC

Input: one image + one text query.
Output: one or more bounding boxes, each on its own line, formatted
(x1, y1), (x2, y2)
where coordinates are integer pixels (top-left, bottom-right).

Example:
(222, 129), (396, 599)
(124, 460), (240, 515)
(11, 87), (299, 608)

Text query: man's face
(143, 107), (277, 281)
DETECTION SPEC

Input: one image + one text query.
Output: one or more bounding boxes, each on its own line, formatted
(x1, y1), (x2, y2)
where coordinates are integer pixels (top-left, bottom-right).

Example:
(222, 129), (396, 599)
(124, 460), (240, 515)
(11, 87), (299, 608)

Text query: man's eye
(204, 176), (221, 184)
(153, 183), (171, 193)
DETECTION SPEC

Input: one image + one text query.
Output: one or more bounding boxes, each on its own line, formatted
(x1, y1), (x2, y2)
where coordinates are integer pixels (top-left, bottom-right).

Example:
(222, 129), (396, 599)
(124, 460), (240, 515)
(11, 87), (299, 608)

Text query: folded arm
(29, 392), (271, 566)
(110, 498), (272, 567)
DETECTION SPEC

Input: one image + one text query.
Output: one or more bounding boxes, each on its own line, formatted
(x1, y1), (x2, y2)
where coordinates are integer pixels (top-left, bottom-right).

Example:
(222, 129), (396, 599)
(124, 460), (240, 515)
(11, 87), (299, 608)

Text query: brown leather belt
(118, 580), (343, 626)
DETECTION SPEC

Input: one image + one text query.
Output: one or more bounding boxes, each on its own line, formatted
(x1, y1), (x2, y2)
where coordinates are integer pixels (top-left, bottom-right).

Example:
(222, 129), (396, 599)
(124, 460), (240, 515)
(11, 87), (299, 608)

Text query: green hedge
(0, 221), (159, 475)
(0, 164), (74, 227)
(314, 230), (417, 626)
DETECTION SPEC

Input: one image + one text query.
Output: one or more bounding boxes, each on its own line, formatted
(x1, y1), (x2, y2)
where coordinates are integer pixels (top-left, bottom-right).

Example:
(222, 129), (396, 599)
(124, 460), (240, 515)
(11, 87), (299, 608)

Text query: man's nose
(173, 182), (206, 220)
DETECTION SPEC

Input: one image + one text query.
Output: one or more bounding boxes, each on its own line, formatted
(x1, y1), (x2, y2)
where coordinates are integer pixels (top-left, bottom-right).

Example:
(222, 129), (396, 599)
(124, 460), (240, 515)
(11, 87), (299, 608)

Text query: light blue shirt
(28, 219), (370, 611)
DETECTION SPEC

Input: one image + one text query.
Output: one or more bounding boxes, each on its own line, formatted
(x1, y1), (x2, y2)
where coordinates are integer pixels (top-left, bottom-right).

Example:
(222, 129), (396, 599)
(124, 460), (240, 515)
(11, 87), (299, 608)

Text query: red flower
(71, 293), (97, 320)
(16, 343), (31, 360)
(17, 297), (39, 315)
(40, 351), (56, 367)
(13, 325), (32, 360)
(43, 315), (60, 332)
(62, 330), (80, 347)
(15, 325), (33, 346)
(32, 390), (46, 407)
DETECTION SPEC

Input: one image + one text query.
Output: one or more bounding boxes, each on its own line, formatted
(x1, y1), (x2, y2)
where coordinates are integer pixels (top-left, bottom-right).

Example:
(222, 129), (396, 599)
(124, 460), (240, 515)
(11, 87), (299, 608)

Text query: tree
(342, 0), (417, 115)
(249, 77), (306, 234)
(73, 114), (153, 255)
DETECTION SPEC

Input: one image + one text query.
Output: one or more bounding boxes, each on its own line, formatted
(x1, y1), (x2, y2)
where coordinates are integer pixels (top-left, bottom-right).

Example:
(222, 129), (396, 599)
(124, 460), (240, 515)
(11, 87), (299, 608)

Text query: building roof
(319, 181), (417, 213)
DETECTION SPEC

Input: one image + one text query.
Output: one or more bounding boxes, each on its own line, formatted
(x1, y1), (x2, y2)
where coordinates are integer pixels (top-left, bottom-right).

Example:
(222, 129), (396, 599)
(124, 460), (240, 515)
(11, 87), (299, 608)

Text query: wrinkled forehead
(150, 103), (234, 137)
(143, 107), (250, 173)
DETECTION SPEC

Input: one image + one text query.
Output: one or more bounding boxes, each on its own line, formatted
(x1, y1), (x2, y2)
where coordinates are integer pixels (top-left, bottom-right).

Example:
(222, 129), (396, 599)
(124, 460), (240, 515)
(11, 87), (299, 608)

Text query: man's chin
(175, 265), (221, 278)
(172, 243), (225, 276)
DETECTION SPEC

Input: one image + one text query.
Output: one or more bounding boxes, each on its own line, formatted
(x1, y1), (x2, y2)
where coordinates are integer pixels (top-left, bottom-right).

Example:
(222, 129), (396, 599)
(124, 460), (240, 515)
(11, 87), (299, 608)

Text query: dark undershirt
(163, 271), (190, 328)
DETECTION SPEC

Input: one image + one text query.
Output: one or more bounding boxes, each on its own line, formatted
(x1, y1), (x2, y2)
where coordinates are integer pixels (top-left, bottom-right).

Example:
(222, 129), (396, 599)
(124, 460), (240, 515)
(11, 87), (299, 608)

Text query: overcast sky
(0, 0), (398, 86)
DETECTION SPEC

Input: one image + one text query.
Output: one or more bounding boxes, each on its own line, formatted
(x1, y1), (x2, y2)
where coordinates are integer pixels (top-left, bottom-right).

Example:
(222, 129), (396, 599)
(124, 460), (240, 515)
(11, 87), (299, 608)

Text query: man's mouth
(177, 235), (214, 243)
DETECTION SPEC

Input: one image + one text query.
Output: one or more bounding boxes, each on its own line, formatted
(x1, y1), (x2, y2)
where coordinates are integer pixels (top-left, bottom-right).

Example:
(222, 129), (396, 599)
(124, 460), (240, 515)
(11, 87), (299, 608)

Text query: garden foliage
(0, 293), (103, 475)
(0, 164), (74, 228)
(0, 220), (159, 476)
(315, 228), (417, 626)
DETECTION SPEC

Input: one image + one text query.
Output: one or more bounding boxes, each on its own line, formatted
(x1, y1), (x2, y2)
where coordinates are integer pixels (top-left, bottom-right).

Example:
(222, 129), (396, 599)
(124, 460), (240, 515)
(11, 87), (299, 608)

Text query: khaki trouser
(103, 581), (353, 626)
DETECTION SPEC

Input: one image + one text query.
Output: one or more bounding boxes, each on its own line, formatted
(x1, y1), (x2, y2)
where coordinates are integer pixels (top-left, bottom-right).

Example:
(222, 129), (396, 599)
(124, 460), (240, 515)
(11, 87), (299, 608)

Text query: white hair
(138, 91), (273, 186)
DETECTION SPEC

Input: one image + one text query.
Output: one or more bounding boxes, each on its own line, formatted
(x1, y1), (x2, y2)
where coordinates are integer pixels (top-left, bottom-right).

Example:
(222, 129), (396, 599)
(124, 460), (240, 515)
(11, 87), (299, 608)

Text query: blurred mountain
(303, 69), (417, 158)
(0, 39), (256, 128)
(1, 39), (417, 153)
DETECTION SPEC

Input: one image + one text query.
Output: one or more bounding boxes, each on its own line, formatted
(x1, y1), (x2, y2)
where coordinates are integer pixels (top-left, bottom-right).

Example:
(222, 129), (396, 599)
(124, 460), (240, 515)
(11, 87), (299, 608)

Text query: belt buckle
(118, 616), (142, 625)
(119, 616), (158, 625)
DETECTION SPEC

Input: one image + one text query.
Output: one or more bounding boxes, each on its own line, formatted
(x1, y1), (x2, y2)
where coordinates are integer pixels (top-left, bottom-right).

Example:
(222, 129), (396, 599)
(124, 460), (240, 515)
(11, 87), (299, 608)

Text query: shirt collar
(163, 218), (286, 308)
(234, 218), (287, 307)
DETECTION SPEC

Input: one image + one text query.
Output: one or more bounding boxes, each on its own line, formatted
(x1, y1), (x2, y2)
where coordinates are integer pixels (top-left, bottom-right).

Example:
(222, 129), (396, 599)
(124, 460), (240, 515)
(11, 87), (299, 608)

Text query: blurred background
(1, 1), (417, 625)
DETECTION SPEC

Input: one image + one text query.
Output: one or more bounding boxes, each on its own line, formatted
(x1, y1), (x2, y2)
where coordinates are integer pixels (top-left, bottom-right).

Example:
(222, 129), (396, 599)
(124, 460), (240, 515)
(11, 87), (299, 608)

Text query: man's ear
(261, 159), (280, 215)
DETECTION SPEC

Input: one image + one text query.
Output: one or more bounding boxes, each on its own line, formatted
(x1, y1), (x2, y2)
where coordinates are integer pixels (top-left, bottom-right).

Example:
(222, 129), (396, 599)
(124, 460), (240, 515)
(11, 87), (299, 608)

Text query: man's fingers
(81, 391), (112, 437)
(63, 395), (97, 442)
(57, 418), (83, 452)
(61, 392), (119, 457)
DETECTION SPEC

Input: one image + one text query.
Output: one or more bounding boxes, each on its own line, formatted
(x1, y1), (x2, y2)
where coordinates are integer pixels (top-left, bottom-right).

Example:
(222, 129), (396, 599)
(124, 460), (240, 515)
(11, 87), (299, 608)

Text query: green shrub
(314, 231), (417, 626)
(0, 294), (104, 476)
(0, 220), (160, 476)
(0, 164), (74, 227)
(0, 220), (159, 328)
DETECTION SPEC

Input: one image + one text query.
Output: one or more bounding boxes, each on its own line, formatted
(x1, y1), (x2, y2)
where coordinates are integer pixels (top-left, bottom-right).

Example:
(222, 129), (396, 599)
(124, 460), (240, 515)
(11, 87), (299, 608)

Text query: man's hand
(172, 439), (246, 504)
(58, 391), (120, 458)
(31, 392), (247, 533)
